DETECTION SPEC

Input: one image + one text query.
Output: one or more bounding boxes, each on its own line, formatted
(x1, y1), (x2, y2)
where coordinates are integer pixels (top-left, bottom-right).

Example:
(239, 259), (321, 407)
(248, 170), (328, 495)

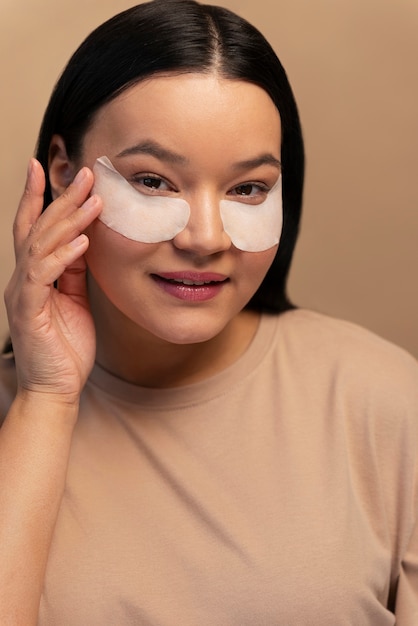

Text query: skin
(0, 72), (281, 622)
(49, 73), (282, 387)
(0, 165), (101, 623)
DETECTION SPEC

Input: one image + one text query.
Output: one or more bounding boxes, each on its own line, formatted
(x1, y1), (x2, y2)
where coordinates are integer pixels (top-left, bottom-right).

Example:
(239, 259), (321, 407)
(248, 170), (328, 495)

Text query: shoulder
(268, 309), (418, 485)
(276, 307), (417, 377)
(271, 308), (418, 415)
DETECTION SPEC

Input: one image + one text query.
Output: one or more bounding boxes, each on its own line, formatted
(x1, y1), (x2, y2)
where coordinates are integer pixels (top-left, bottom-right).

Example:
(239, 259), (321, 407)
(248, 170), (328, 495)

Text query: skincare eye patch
(92, 156), (282, 252)
(220, 178), (282, 252)
(92, 157), (191, 243)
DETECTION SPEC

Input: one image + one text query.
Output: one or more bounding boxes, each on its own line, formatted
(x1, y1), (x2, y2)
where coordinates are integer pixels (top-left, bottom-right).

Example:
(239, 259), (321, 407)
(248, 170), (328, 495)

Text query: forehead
(84, 73), (281, 161)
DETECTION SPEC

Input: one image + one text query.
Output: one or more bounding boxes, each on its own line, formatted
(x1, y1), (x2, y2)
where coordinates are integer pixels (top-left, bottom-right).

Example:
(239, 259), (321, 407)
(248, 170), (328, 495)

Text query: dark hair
(40, 0), (305, 316)
(3, 0), (304, 354)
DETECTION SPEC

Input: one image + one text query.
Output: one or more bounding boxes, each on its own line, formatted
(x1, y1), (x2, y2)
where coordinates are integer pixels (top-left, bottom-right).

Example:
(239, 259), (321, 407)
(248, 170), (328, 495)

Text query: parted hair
(22, 3), (304, 335)
(36, 0), (305, 313)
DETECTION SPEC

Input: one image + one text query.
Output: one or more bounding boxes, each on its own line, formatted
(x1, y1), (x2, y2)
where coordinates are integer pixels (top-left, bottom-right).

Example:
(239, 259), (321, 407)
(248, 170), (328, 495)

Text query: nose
(173, 191), (232, 256)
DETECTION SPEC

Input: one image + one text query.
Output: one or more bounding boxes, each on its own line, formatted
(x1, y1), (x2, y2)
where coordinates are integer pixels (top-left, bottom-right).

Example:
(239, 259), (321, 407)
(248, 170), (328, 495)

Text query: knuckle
(4, 277), (22, 314)
(4, 281), (12, 305)
(50, 248), (64, 267)
(13, 214), (28, 239)
(28, 239), (43, 257)
(64, 211), (81, 231)
(59, 187), (76, 205)
(12, 218), (20, 235)
(28, 219), (42, 237)
(26, 266), (41, 286)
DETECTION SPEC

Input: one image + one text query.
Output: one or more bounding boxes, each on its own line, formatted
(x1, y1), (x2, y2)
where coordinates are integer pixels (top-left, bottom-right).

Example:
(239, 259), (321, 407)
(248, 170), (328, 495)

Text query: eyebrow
(116, 140), (188, 165)
(232, 154), (282, 172)
(116, 140), (281, 171)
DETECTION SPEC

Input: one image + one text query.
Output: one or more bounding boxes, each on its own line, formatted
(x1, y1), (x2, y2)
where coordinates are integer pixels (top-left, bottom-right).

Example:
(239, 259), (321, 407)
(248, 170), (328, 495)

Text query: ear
(48, 135), (77, 199)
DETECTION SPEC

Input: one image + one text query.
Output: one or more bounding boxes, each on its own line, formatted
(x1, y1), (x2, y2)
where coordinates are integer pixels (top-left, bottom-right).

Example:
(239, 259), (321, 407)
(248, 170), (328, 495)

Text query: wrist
(13, 387), (81, 426)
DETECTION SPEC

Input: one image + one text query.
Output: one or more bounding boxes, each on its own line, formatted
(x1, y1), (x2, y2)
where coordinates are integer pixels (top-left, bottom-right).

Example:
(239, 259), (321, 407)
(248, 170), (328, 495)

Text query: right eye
(130, 174), (175, 194)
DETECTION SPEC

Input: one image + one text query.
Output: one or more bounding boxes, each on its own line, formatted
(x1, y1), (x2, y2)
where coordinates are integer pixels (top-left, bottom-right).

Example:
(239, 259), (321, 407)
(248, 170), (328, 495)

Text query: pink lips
(152, 271), (228, 301)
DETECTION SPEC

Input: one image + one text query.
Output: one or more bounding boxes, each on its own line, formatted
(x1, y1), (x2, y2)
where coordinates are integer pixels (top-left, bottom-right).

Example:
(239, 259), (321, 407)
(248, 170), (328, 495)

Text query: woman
(1, 1), (417, 624)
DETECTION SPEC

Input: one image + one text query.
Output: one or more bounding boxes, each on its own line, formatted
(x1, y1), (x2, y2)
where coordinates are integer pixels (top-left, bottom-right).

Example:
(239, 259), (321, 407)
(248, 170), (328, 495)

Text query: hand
(4, 159), (103, 404)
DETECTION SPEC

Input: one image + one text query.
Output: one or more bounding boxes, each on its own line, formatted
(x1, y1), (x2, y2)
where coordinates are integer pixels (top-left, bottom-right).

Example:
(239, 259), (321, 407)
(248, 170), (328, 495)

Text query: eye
(235, 184), (256, 196)
(228, 182), (270, 203)
(130, 174), (176, 194)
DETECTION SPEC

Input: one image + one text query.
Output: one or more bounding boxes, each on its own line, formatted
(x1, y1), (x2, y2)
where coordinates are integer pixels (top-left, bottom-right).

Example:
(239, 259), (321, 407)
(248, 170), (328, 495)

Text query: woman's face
(78, 73), (282, 345)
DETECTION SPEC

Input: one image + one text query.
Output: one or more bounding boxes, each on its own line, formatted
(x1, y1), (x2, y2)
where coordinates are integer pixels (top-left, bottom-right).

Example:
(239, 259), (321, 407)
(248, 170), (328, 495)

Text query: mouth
(154, 271), (229, 285)
(151, 271), (229, 301)
(159, 277), (226, 287)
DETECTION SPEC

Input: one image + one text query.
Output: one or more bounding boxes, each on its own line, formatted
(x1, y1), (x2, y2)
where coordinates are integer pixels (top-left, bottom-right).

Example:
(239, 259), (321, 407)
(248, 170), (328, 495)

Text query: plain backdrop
(1, 0), (417, 357)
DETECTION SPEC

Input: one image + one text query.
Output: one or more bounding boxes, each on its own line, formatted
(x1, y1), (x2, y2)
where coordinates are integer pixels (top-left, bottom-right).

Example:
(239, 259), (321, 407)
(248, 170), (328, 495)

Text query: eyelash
(130, 174), (176, 194)
(227, 182), (270, 202)
(130, 173), (271, 202)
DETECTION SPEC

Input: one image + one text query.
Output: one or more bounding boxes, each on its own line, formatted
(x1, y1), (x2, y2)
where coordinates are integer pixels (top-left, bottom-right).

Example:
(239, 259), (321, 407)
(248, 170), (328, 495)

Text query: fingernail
(70, 234), (88, 248)
(73, 168), (88, 186)
(82, 194), (98, 211)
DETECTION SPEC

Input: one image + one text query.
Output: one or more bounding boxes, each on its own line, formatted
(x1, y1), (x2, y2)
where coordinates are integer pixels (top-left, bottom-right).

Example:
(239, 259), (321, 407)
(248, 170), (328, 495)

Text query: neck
(90, 293), (260, 388)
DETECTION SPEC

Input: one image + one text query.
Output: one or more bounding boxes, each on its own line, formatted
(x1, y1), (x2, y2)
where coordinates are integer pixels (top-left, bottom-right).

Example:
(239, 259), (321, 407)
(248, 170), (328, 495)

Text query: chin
(147, 318), (228, 346)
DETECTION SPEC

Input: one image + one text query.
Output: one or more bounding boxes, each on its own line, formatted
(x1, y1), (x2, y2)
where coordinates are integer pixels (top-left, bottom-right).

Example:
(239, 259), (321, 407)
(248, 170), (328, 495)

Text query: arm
(0, 394), (78, 625)
(0, 159), (102, 624)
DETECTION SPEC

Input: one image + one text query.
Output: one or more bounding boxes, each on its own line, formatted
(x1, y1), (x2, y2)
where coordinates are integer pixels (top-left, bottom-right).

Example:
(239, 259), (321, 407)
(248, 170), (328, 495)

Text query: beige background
(1, 0), (417, 357)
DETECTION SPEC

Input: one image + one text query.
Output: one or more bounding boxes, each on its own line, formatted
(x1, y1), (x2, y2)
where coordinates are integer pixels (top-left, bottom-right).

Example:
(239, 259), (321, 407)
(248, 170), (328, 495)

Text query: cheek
(84, 222), (122, 274)
(83, 226), (156, 322)
(239, 247), (278, 289)
(84, 221), (154, 278)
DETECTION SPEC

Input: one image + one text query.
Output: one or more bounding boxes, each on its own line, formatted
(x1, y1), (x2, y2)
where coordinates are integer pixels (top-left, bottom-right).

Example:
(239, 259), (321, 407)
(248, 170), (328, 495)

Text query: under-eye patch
(220, 178), (282, 252)
(92, 156), (283, 252)
(92, 157), (190, 243)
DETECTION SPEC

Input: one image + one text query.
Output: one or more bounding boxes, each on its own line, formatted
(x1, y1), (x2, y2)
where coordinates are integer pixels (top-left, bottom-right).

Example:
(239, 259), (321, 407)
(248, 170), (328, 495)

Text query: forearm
(0, 392), (78, 625)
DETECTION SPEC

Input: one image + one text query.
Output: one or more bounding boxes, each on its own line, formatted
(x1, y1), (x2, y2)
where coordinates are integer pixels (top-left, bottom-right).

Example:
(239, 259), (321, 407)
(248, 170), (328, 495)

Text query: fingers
(4, 159), (100, 400)
(56, 252), (90, 306)
(25, 193), (101, 269)
(13, 159), (45, 255)
(7, 159), (103, 321)
(5, 233), (87, 320)
(25, 233), (91, 290)
(13, 160), (99, 259)
(37, 167), (95, 227)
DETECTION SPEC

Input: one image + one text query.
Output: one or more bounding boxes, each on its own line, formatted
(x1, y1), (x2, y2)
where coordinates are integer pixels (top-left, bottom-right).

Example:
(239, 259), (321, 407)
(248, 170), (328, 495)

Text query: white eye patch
(220, 178), (282, 252)
(92, 156), (190, 243)
(92, 156), (282, 252)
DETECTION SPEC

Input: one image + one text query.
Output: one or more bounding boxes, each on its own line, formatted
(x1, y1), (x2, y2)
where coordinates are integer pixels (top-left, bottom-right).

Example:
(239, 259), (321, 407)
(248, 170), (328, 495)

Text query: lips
(151, 271), (229, 301)
(155, 271), (228, 285)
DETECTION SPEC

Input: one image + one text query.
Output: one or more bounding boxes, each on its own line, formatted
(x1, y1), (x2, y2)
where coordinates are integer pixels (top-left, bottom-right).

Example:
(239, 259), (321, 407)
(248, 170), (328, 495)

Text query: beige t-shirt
(1, 309), (418, 625)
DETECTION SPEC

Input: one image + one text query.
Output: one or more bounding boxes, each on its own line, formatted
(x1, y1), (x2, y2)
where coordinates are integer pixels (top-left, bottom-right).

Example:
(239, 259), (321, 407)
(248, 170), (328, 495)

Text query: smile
(152, 272), (229, 301)
(168, 278), (216, 286)
(155, 271), (228, 284)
